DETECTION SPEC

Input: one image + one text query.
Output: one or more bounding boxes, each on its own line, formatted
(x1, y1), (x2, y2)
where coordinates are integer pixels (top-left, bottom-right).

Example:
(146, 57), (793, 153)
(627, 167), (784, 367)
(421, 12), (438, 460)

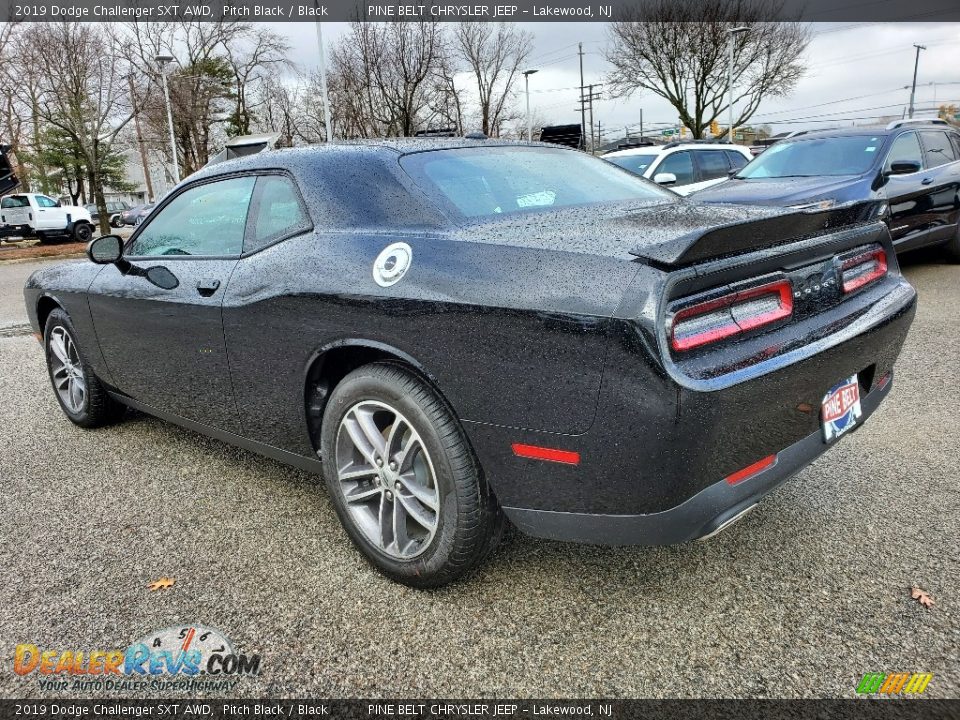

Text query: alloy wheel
(334, 400), (440, 559)
(49, 326), (86, 414)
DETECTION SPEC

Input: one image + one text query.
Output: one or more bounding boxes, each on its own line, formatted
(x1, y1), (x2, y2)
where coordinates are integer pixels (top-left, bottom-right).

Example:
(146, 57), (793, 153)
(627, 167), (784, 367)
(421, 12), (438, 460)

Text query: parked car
(85, 201), (131, 229)
(0, 192), (93, 243)
(24, 141), (916, 587)
(119, 203), (154, 227)
(692, 119), (960, 260)
(603, 141), (753, 195)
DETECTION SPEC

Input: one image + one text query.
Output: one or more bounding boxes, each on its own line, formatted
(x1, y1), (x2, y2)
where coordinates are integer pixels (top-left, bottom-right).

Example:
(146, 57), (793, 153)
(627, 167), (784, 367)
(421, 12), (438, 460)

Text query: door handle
(921, 177), (934, 185)
(196, 278), (221, 296)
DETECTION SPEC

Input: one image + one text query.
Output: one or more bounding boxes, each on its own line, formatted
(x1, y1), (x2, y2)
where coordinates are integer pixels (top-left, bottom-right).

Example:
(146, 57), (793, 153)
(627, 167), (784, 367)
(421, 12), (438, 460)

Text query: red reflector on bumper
(725, 454), (777, 485)
(512, 443), (581, 465)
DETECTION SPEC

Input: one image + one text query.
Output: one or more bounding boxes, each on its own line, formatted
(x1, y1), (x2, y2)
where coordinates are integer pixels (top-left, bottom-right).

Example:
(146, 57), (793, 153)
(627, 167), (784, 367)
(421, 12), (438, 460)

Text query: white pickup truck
(0, 192), (94, 243)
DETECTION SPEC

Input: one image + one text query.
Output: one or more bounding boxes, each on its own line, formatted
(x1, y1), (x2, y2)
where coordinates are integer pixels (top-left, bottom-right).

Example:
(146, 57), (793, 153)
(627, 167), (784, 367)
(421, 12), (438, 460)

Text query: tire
(44, 308), (125, 428)
(943, 224), (960, 263)
(72, 222), (93, 243)
(110, 216), (124, 229)
(320, 362), (504, 588)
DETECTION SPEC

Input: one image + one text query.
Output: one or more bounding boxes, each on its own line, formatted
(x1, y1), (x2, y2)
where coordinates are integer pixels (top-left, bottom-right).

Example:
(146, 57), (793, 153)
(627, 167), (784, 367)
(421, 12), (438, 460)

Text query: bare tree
(27, 23), (135, 233)
(121, 21), (246, 175)
(605, 0), (810, 138)
(225, 27), (293, 137)
(454, 23), (533, 137)
(328, 22), (450, 137)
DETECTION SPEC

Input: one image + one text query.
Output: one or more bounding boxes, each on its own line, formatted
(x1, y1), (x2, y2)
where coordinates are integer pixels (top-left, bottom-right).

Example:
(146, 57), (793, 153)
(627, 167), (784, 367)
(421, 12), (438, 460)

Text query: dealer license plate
(821, 374), (862, 443)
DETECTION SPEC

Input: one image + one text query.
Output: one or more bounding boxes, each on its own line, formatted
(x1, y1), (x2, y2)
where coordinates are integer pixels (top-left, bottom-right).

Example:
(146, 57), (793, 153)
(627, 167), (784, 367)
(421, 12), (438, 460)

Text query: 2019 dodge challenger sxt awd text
(24, 141), (917, 587)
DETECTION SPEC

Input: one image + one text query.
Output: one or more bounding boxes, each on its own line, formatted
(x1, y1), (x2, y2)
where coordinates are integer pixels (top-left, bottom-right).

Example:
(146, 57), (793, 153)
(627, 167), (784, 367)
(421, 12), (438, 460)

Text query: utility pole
(726, 26), (750, 143)
(578, 43), (586, 150)
(908, 44), (926, 119)
(314, 19), (334, 141)
(588, 84), (595, 153)
(574, 85), (602, 153)
(639, 108), (643, 139)
(523, 69), (539, 142)
(126, 73), (154, 203)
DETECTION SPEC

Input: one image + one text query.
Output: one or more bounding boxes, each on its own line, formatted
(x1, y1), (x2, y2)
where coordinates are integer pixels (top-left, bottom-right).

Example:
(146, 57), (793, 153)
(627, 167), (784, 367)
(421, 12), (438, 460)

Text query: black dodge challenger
(24, 140), (917, 587)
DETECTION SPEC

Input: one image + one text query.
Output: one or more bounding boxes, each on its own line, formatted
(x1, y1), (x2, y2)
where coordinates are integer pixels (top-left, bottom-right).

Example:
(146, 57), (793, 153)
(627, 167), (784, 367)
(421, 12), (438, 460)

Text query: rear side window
(919, 131), (957, 168)
(725, 151), (749, 171)
(657, 151), (695, 185)
(1, 195), (28, 208)
(884, 132), (924, 171)
(695, 151), (730, 181)
(949, 132), (960, 158)
(245, 175), (312, 253)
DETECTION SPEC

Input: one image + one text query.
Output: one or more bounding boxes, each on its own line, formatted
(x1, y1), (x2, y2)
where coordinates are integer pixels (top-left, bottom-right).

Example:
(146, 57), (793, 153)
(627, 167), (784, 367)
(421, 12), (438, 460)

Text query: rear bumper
(503, 372), (893, 545)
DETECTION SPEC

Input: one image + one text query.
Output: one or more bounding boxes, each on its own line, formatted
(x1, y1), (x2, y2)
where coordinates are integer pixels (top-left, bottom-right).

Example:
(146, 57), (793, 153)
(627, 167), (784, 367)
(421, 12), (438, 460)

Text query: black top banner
(4, 0), (960, 23)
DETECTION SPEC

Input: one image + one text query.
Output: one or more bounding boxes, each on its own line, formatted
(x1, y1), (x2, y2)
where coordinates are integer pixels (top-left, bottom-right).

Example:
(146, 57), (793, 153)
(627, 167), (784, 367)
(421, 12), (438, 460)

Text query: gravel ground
(0, 251), (957, 699)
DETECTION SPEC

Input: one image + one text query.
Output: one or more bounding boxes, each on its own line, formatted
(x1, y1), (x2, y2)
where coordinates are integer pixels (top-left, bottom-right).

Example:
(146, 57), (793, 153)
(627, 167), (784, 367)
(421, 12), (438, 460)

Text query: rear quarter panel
(221, 230), (641, 456)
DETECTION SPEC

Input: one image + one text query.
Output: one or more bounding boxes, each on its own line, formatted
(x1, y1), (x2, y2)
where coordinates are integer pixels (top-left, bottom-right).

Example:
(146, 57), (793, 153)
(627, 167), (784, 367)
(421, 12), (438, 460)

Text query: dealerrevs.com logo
(13, 625), (261, 693)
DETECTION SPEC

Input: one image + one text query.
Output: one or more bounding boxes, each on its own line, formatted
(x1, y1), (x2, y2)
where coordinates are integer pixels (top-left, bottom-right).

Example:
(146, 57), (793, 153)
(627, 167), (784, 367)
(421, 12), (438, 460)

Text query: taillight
(669, 278), (793, 352)
(841, 247), (887, 293)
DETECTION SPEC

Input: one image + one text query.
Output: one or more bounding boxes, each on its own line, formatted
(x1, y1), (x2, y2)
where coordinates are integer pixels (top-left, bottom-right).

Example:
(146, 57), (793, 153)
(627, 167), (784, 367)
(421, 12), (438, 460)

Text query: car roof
(774, 123), (956, 143)
(603, 143), (751, 158)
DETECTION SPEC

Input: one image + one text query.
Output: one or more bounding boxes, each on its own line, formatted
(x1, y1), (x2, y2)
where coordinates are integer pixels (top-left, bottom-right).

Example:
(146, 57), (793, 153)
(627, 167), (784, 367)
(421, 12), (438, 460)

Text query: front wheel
(320, 362), (503, 588)
(44, 308), (125, 427)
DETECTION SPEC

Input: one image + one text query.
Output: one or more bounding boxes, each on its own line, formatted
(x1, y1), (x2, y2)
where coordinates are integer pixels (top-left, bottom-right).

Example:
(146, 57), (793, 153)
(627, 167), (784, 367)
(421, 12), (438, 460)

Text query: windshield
(400, 146), (672, 220)
(737, 135), (884, 178)
(605, 154), (658, 176)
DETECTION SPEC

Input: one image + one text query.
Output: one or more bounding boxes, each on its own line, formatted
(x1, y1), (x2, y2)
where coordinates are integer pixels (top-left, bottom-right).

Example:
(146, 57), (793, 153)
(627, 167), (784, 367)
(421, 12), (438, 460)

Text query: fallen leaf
(911, 586), (934, 609)
(147, 578), (175, 592)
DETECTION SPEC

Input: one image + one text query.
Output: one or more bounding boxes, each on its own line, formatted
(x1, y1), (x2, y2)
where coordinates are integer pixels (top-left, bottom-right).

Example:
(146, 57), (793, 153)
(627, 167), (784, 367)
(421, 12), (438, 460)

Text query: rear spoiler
(629, 200), (886, 267)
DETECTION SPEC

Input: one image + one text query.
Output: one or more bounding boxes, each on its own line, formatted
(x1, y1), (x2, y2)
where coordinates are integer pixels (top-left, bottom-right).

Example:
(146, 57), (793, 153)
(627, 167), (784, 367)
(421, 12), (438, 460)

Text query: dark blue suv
(692, 120), (960, 260)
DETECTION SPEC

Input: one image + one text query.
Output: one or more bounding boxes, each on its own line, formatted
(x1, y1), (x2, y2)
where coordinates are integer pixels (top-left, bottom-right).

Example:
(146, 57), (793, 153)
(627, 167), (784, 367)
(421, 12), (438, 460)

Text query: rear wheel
(72, 222), (93, 243)
(110, 216), (124, 228)
(44, 308), (125, 427)
(320, 362), (503, 588)
(943, 223), (960, 263)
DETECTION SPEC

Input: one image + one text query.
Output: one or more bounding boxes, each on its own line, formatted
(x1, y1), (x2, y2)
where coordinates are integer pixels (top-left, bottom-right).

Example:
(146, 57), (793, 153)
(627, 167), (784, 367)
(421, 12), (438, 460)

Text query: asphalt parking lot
(0, 250), (957, 699)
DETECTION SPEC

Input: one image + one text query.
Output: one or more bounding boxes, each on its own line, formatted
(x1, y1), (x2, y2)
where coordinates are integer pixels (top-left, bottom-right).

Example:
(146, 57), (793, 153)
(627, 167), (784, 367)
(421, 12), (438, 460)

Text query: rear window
(400, 146), (671, 219)
(737, 135), (883, 178)
(1, 195), (28, 208)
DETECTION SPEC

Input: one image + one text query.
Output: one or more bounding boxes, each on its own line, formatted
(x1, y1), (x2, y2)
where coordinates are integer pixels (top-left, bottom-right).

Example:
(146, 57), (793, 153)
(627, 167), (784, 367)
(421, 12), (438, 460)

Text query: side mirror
(887, 160), (921, 176)
(728, 168), (739, 178)
(654, 172), (678, 186)
(87, 234), (123, 264)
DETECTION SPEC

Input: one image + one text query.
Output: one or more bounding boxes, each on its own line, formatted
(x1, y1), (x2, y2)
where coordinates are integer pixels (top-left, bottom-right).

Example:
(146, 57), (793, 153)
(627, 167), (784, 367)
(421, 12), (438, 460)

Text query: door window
(128, 176), (255, 257)
(656, 151), (695, 185)
(919, 131), (957, 168)
(245, 175), (311, 253)
(884, 132), (924, 172)
(695, 151), (730, 181)
(35, 195), (58, 208)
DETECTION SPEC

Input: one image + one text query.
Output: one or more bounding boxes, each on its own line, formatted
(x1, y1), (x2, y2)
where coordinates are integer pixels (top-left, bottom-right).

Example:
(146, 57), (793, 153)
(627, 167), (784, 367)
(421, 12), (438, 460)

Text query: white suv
(0, 192), (94, 243)
(603, 142), (754, 196)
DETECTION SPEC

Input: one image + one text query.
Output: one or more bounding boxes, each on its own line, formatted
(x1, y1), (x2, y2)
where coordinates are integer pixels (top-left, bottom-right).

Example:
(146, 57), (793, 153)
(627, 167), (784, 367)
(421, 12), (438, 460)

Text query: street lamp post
(908, 44), (926, 119)
(726, 26), (750, 143)
(155, 54), (180, 184)
(523, 69), (539, 142)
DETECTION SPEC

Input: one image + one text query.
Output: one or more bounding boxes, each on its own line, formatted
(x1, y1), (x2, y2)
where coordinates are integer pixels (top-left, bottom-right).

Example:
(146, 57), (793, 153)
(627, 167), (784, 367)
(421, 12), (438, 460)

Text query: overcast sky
(271, 22), (960, 139)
